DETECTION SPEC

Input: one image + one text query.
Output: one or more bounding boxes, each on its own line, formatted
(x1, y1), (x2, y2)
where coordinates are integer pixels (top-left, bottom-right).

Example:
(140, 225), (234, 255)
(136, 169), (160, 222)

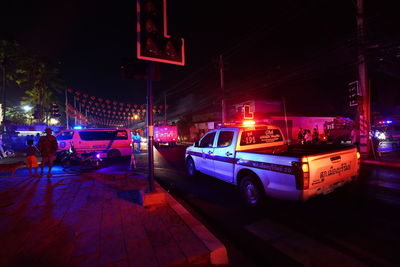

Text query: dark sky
(1, 0), (399, 118)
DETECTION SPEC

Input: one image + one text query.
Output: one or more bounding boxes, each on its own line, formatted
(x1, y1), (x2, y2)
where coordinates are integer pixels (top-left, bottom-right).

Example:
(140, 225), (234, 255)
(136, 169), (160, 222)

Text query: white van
(56, 128), (133, 158)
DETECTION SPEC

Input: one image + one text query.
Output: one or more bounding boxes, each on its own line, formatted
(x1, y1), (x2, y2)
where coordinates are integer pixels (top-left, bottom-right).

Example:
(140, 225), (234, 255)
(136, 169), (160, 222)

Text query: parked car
(56, 128), (133, 159)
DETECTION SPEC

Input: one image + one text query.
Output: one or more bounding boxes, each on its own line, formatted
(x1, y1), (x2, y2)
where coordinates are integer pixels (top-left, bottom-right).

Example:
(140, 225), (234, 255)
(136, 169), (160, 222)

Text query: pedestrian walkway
(0, 172), (228, 266)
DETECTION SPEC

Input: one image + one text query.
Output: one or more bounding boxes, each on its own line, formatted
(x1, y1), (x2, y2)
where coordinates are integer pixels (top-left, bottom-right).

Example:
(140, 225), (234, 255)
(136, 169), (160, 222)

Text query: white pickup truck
(185, 124), (360, 206)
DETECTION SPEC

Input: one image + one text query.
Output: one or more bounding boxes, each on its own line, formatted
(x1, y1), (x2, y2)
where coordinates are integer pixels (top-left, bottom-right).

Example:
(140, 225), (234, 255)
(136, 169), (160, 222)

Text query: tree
(0, 40), (22, 124)
(17, 57), (63, 123)
(5, 106), (30, 124)
(1, 40), (64, 124)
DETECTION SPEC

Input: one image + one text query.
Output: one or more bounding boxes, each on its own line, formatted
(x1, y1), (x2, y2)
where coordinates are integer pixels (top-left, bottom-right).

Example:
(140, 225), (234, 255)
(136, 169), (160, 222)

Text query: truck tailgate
(306, 147), (359, 194)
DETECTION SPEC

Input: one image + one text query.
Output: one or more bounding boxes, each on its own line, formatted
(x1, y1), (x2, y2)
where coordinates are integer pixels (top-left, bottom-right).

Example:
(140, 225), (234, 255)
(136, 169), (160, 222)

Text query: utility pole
(1, 62), (6, 129)
(74, 95), (77, 126)
(164, 91), (167, 124)
(356, 0), (371, 158)
(146, 62), (155, 192)
(220, 55), (227, 124)
(65, 88), (69, 129)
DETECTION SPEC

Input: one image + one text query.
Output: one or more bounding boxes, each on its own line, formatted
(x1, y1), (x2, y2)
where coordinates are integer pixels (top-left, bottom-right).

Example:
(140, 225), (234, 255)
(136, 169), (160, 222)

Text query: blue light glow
(74, 126), (83, 130)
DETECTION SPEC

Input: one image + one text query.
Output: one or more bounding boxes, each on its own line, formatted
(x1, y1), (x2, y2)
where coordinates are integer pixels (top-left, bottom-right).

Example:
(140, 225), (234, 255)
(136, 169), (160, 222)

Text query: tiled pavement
(0, 172), (227, 266)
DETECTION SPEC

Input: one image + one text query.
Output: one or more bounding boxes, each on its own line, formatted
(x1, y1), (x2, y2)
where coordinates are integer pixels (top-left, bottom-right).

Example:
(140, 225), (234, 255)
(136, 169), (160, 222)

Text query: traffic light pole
(65, 88), (69, 129)
(356, 0), (371, 158)
(220, 55), (226, 124)
(146, 62), (155, 193)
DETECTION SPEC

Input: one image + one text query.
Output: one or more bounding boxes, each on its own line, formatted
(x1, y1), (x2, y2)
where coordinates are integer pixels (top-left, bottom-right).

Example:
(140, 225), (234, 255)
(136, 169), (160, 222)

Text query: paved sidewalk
(0, 172), (228, 266)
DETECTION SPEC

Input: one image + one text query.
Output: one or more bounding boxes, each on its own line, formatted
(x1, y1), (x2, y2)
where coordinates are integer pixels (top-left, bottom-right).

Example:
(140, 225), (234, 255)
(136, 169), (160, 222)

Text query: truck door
(196, 131), (216, 177)
(213, 130), (236, 182)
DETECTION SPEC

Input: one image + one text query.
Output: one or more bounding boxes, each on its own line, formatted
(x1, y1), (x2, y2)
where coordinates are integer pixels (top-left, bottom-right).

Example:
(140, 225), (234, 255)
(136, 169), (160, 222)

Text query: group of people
(25, 128), (58, 178)
(297, 127), (320, 144)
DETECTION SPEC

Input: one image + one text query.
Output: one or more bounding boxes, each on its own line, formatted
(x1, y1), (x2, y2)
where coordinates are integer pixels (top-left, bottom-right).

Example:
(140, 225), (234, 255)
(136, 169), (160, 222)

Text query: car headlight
(377, 132), (386, 140)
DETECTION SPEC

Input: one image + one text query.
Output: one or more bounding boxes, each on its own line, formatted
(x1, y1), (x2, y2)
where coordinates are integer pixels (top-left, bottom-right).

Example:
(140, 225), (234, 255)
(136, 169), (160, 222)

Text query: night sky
(1, 0), (399, 119)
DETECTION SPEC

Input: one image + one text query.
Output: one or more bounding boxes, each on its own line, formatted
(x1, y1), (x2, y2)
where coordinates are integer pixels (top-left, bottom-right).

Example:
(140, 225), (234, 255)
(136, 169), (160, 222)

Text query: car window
(115, 130), (128, 140)
(240, 129), (283, 146)
(199, 132), (216, 147)
(56, 131), (74, 141)
(217, 131), (234, 147)
(79, 131), (117, 141)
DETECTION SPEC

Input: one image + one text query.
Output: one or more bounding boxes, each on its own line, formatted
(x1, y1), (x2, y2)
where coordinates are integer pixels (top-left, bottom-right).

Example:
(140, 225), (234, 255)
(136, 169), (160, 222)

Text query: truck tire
(240, 175), (265, 207)
(108, 149), (121, 159)
(186, 157), (197, 176)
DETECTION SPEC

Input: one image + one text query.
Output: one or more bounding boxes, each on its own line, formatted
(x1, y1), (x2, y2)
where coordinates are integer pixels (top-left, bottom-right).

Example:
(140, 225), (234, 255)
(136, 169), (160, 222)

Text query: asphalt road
(3, 147), (399, 266)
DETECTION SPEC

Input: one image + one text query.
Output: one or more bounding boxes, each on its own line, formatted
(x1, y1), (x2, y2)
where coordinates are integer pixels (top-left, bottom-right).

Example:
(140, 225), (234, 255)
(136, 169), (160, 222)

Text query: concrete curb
(157, 184), (229, 265)
(361, 160), (400, 168)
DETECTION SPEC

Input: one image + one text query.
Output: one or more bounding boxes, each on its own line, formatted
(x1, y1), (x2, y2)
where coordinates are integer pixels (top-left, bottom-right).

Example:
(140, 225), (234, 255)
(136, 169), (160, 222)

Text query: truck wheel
(108, 149), (121, 159)
(186, 158), (197, 176)
(240, 175), (265, 207)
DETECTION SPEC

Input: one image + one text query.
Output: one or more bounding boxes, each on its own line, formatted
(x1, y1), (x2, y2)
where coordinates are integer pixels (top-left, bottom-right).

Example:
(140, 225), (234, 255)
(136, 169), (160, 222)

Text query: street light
(22, 105), (32, 112)
(49, 118), (59, 125)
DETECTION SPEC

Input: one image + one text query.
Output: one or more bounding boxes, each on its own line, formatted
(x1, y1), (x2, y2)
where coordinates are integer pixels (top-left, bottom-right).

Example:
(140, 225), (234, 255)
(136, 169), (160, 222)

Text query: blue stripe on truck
(187, 150), (295, 174)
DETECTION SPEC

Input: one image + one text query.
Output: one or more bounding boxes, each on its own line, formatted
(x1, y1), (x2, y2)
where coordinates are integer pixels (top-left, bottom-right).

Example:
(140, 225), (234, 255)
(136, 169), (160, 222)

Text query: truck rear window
(240, 129), (283, 146)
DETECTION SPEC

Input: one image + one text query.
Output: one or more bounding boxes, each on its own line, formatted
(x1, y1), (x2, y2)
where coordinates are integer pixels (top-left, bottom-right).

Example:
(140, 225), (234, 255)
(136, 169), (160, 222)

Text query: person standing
(304, 130), (312, 144)
(0, 134), (5, 158)
(129, 141), (137, 170)
(297, 128), (304, 144)
(25, 139), (40, 177)
(134, 131), (141, 152)
(312, 128), (319, 144)
(38, 128), (58, 178)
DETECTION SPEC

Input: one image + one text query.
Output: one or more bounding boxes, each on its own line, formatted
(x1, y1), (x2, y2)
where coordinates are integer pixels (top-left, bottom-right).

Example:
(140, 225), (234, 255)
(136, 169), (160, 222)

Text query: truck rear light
(301, 162), (310, 190)
(356, 152), (360, 159)
(301, 163), (309, 173)
(293, 160), (310, 190)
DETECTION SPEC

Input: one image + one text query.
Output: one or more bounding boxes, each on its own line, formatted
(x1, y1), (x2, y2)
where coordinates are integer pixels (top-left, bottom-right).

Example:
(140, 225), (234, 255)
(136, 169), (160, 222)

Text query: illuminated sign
(243, 105), (254, 119)
(136, 0), (185, 66)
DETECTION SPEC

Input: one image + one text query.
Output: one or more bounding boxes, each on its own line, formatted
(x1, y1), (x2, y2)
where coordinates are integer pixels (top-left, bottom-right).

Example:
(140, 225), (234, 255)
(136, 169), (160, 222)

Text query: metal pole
(356, 0), (370, 158)
(65, 88), (69, 129)
(74, 95), (77, 126)
(283, 97), (290, 145)
(220, 55), (226, 124)
(146, 62), (155, 192)
(2, 63), (6, 129)
(164, 91), (167, 124)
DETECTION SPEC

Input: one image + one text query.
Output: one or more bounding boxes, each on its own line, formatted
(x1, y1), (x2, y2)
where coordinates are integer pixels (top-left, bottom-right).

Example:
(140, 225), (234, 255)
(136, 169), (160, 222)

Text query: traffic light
(137, 0), (185, 66)
(348, 81), (359, 107)
(51, 103), (60, 117)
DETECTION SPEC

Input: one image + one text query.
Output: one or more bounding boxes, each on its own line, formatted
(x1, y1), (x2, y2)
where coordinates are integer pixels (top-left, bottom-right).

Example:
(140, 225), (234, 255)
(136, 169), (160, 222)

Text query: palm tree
(18, 57), (63, 122)
(1, 40), (64, 124)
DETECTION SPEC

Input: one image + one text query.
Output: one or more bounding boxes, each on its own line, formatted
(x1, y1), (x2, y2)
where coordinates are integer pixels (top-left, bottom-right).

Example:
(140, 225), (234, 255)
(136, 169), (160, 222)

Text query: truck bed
(242, 144), (356, 157)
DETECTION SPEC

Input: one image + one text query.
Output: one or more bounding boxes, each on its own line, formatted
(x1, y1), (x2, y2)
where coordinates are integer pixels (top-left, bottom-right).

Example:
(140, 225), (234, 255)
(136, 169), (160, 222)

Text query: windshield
(56, 131), (74, 141)
(240, 129), (283, 146)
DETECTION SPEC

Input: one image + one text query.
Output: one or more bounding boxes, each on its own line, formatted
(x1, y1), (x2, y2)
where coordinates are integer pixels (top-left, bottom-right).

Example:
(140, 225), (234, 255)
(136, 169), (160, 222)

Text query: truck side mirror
(194, 141), (199, 147)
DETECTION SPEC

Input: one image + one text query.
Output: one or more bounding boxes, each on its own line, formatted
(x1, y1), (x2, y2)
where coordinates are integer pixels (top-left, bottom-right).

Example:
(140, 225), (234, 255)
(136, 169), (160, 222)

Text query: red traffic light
(137, 0), (185, 66)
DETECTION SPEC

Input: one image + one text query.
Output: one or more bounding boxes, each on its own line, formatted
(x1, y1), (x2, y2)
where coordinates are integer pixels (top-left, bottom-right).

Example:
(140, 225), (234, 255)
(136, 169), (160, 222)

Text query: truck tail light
(293, 160), (310, 190)
(301, 162), (310, 190)
(356, 152), (360, 159)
